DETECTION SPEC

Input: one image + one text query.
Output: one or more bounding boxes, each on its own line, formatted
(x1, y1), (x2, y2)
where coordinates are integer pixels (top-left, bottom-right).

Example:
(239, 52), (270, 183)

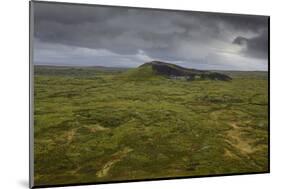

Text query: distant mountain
(122, 61), (232, 81)
(34, 65), (129, 77)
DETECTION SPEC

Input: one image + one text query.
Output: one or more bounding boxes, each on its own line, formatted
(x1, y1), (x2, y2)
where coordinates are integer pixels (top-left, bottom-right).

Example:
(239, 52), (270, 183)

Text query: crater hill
(121, 61), (232, 81)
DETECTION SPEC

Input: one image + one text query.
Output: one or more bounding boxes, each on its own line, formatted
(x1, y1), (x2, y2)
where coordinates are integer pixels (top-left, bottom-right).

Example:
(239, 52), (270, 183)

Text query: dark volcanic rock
(203, 72), (232, 81)
(140, 61), (232, 81)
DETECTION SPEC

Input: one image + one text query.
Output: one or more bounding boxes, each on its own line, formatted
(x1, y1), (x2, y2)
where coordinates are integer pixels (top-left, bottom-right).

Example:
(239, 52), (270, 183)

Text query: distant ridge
(136, 61), (232, 81)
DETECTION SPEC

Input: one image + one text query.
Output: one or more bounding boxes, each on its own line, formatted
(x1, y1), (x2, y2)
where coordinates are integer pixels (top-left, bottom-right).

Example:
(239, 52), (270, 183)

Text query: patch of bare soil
(87, 124), (108, 133)
(96, 147), (133, 178)
(224, 148), (239, 159)
(66, 128), (78, 144)
(225, 122), (255, 156)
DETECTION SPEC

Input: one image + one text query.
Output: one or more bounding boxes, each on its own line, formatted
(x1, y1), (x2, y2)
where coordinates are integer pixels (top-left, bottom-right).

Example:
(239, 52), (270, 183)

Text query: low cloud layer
(33, 2), (269, 70)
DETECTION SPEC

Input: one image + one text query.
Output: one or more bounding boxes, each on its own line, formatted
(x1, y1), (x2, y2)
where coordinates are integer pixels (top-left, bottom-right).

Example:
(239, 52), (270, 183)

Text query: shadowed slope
(120, 61), (232, 81)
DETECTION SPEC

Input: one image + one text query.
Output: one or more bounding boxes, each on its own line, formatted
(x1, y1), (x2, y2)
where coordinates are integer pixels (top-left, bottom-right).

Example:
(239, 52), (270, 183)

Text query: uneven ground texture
(34, 66), (268, 186)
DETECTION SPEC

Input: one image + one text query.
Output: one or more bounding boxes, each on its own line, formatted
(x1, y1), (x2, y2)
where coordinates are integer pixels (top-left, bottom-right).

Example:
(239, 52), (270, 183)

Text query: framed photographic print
(29, 0), (270, 188)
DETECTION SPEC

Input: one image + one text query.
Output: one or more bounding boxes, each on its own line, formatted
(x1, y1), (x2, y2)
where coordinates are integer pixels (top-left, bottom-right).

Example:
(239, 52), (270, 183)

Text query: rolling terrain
(119, 61), (232, 81)
(33, 62), (269, 186)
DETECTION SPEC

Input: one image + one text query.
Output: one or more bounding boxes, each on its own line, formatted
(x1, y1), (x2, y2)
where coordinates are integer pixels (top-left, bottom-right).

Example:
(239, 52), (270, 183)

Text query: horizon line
(33, 64), (268, 72)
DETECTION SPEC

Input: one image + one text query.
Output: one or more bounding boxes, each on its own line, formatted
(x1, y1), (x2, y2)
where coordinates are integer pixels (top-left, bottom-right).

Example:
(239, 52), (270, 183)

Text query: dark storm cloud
(33, 2), (269, 70)
(34, 3), (191, 55)
(233, 29), (268, 59)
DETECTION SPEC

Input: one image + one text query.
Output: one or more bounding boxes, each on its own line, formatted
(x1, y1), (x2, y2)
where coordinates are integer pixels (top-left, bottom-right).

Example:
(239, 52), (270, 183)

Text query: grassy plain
(34, 65), (269, 186)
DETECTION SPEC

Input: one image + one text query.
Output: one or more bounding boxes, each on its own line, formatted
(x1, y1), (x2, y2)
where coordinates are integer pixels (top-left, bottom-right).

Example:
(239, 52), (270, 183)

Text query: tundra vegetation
(34, 62), (268, 186)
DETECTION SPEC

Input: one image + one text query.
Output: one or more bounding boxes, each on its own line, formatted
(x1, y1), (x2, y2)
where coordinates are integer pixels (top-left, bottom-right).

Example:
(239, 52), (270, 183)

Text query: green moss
(33, 66), (268, 186)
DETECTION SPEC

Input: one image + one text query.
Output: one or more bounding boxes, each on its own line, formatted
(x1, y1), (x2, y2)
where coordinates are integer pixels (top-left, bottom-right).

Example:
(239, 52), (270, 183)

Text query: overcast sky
(33, 2), (269, 71)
